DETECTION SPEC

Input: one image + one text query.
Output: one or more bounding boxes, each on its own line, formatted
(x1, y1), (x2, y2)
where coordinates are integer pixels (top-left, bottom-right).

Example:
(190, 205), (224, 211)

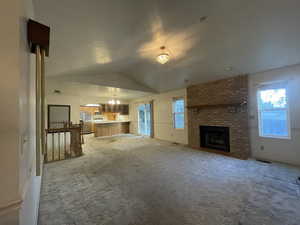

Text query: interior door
(138, 104), (151, 136)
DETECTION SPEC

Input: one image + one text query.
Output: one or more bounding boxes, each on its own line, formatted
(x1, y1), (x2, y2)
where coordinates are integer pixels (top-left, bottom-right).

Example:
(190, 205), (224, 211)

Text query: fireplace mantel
(187, 101), (247, 109)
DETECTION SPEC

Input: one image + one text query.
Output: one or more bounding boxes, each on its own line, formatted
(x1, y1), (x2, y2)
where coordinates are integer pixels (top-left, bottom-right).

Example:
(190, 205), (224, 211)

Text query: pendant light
(157, 46), (170, 64)
(108, 94), (120, 105)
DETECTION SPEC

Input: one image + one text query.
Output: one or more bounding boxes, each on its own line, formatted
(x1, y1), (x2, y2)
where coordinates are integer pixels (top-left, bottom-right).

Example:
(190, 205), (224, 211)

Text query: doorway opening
(138, 104), (152, 136)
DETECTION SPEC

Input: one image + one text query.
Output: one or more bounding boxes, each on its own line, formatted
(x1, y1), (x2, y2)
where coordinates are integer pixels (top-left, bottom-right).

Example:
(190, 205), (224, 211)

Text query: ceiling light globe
(157, 53), (169, 64)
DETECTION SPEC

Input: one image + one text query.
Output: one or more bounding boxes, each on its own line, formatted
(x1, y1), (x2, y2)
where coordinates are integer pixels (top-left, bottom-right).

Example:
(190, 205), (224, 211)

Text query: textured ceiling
(35, 0), (300, 92)
(46, 79), (151, 100)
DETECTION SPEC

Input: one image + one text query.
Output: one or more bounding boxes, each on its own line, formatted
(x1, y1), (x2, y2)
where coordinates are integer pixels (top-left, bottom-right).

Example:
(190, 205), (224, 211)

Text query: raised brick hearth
(187, 75), (250, 159)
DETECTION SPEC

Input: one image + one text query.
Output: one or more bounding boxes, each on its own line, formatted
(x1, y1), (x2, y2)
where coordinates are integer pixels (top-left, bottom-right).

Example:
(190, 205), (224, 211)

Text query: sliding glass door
(138, 104), (151, 136)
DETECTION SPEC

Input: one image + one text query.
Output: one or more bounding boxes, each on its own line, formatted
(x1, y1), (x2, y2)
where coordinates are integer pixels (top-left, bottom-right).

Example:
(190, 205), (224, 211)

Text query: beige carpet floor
(38, 134), (300, 225)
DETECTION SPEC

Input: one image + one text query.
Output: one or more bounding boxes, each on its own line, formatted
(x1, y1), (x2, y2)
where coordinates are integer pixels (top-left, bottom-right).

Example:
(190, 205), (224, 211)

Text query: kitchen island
(94, 121), (130, 137)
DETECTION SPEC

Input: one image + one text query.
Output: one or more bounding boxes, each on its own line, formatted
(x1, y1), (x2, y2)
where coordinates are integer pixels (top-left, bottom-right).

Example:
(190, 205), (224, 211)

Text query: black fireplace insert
(200, 126), (230, 152)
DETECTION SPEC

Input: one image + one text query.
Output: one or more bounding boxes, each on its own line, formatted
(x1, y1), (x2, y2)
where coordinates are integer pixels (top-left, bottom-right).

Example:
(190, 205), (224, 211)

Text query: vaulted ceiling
(34, 0), (300, 93)
(46, 78), (151, 100)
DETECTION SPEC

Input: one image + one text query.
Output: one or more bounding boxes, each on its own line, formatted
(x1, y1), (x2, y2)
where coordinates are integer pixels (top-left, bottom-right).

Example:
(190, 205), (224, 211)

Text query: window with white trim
(257, 83), (290, 139)
(173, 98), (185, 129)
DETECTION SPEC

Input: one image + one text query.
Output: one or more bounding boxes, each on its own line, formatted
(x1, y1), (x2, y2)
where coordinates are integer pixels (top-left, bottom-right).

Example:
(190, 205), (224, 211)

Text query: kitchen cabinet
(99, 104), (129, 115)
(120, 104), (129, 115)
(94, 122), (130, 137)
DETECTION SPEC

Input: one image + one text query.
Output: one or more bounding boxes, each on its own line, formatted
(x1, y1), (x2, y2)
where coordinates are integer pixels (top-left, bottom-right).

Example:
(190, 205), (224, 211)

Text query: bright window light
(257, 84), (290, 139)
(173, 98), (185, 129)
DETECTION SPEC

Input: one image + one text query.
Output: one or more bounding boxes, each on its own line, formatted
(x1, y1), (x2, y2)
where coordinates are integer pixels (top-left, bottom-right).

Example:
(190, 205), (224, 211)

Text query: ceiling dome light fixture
(157, 46), (170, 64)
(108, 99), (116, 105)
(108, 99), (120, 105)
(108, 93), (121, 105)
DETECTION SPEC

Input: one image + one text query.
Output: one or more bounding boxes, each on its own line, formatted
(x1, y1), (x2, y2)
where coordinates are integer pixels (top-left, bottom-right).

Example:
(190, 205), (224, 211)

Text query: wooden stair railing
(45, 123), (83, 163)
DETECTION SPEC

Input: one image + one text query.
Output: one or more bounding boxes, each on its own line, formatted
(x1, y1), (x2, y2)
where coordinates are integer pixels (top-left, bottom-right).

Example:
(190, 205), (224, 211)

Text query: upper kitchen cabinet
(98, 104), (104, 114)
(99, 104), (129, 115)
(120, 104), (129, 115)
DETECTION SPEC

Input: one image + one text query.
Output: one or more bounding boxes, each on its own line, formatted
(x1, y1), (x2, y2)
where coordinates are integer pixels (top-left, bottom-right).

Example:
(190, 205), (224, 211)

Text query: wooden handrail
(44, 123), (83, 163)
(46, 127), (80, 133)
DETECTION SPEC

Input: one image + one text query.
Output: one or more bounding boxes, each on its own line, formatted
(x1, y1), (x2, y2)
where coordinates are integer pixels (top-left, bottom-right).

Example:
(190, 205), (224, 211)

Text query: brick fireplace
(200, 125), (230, 152)
(187, 75), (250, 159)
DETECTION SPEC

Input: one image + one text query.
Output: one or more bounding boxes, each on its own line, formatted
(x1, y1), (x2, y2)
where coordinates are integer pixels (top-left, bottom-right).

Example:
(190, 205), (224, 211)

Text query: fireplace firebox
(200, 126), (230, 152)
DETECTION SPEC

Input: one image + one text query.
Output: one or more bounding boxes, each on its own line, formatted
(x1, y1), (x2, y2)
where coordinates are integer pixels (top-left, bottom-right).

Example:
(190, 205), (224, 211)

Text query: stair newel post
(28, 19), (50, 175)
(35, 45), (42, 175)
(41, 48), (46, 155)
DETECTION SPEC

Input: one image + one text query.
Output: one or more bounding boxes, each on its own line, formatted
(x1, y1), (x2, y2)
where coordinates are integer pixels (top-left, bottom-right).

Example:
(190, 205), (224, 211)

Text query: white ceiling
(46, 78), (151, 100)
(34, 0), (300, 93)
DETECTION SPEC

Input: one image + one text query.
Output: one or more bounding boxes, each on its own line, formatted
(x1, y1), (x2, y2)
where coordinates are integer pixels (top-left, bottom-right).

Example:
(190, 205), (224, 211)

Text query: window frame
(172, 97), (185, 129)
(257, 83), (291, 140)
(47, 104), (71, 129)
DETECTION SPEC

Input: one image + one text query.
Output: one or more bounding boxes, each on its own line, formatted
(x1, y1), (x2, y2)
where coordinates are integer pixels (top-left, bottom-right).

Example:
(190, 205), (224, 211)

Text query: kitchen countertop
(93, 120), (130, 124)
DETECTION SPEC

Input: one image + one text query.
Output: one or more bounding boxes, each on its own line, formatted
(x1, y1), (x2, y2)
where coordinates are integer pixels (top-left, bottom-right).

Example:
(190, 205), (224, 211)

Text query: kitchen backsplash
(117, 114), (129, 121)
(93, 113), (129, 121)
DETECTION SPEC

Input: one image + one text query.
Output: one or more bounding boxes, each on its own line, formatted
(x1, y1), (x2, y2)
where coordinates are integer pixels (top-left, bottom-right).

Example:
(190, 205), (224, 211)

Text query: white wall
(0, 0), (22, 224)
(249, 64), (300, 166)
(0, 0), (42, 224)
(19, 0), (42, 225)
(46, 94), (129, 124)
(46, 94), (82, 124)
(129, 89), (188, 145)
(129, 69), (300, 165)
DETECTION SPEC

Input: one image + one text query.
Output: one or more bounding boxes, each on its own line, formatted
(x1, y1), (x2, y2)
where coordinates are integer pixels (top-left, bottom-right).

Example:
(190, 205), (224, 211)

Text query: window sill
(259, 135), (291, 140)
